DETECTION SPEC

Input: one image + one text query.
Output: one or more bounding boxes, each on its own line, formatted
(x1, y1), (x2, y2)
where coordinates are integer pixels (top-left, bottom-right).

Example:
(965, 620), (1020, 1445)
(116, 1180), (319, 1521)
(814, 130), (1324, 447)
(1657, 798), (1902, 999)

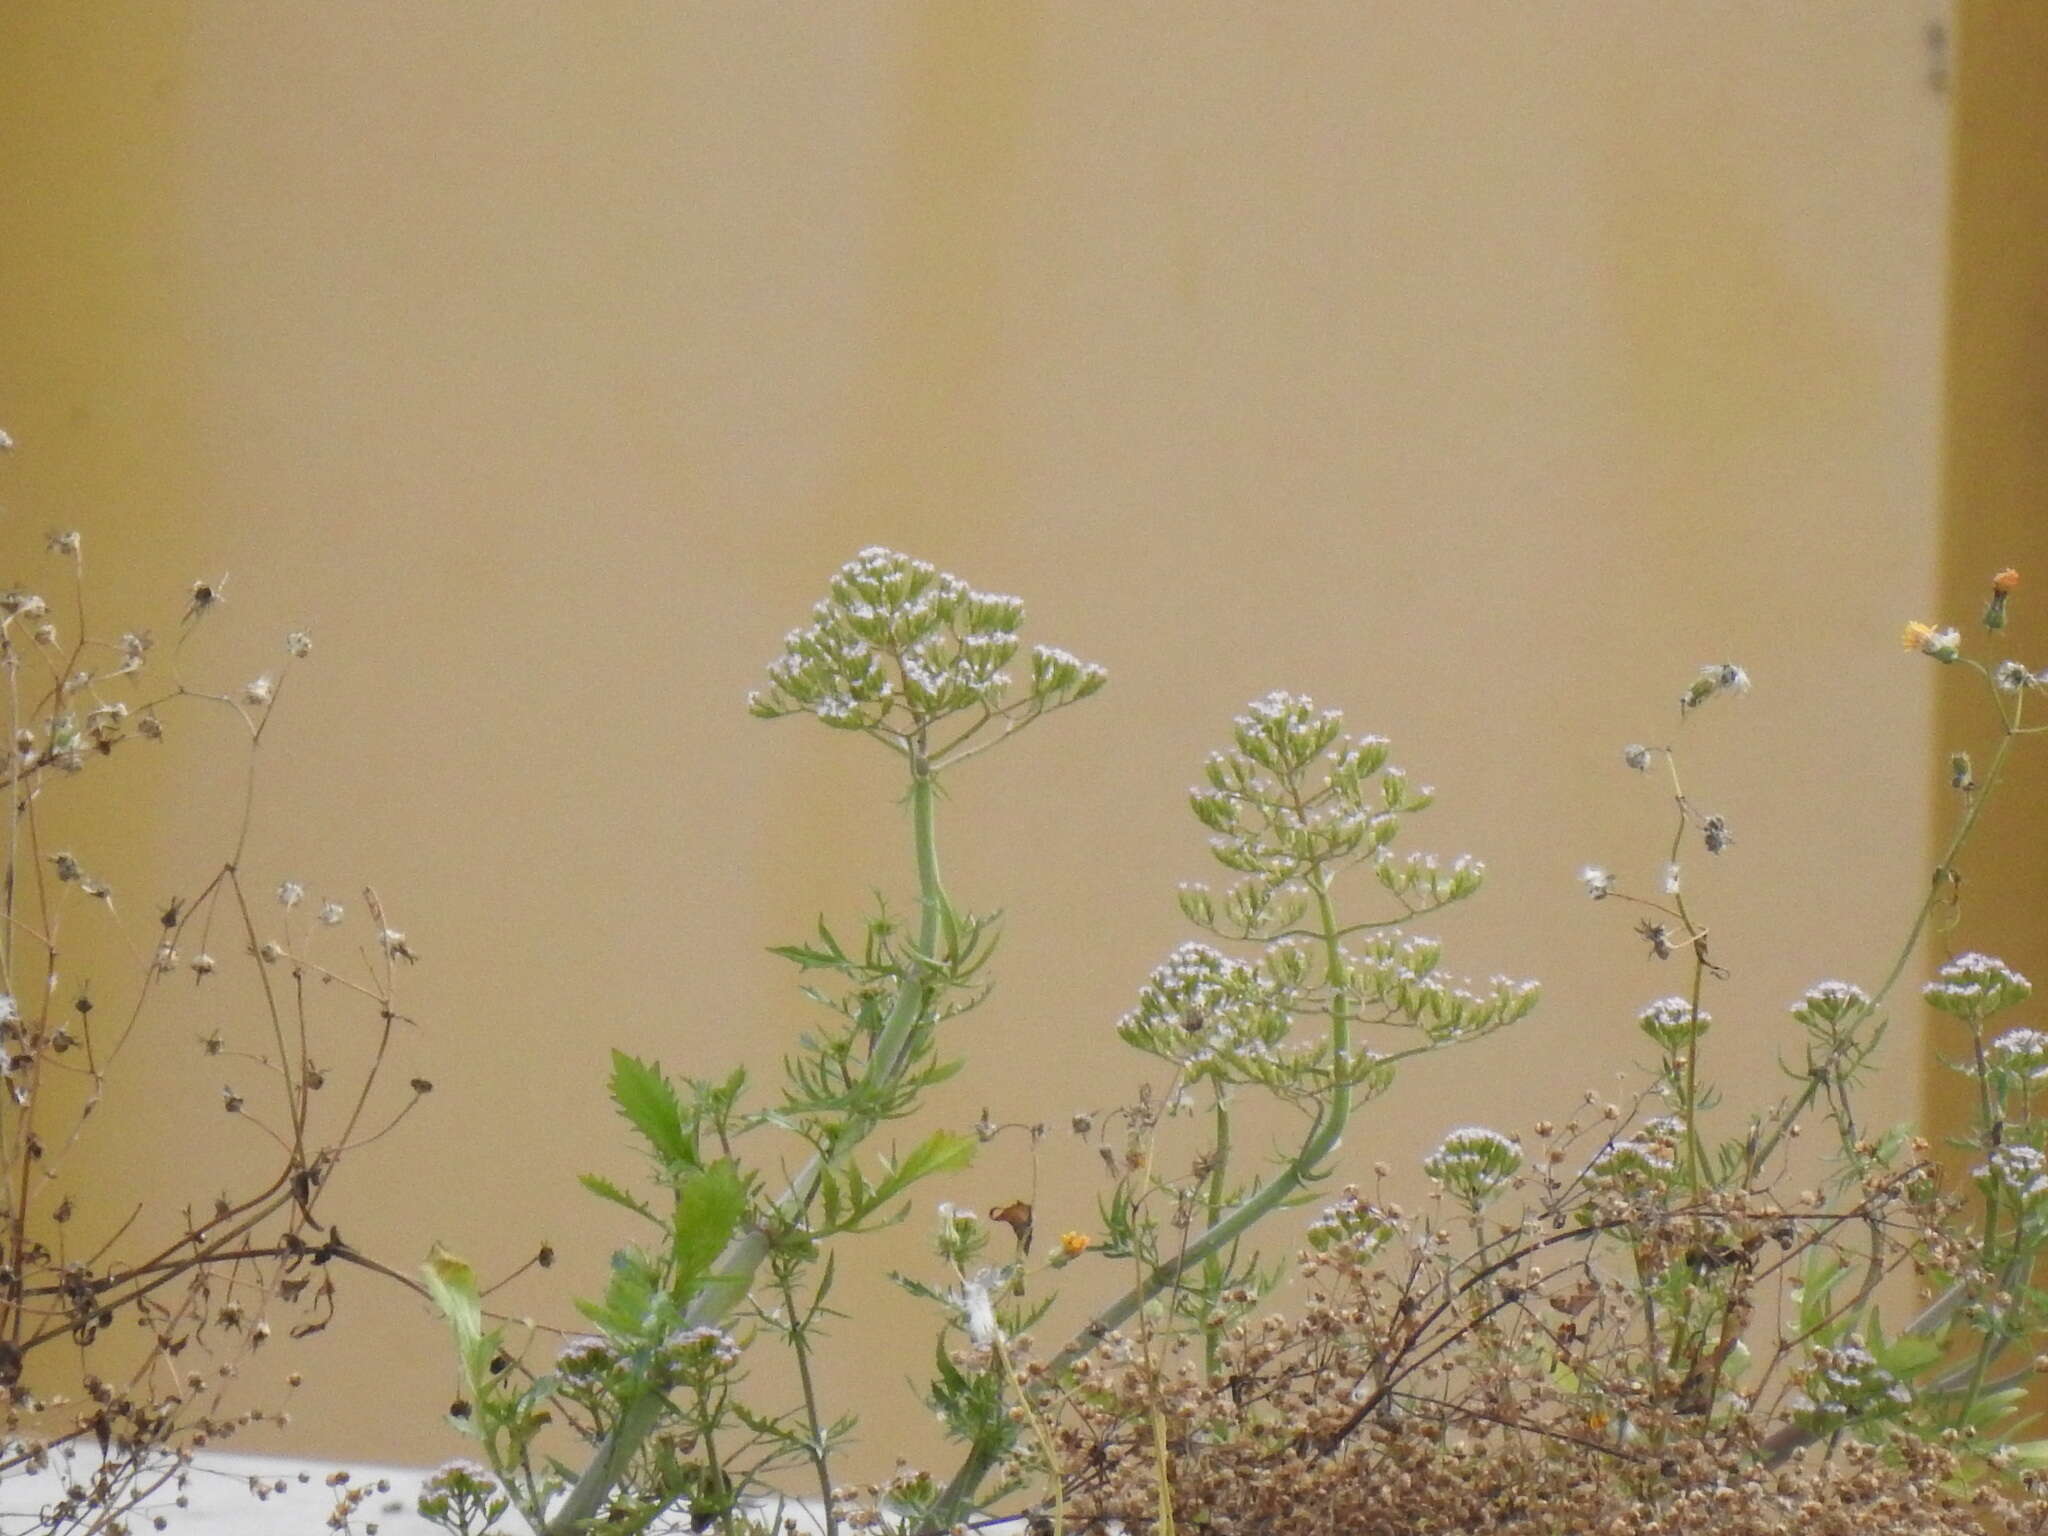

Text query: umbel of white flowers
(746, 546), (1105, 759)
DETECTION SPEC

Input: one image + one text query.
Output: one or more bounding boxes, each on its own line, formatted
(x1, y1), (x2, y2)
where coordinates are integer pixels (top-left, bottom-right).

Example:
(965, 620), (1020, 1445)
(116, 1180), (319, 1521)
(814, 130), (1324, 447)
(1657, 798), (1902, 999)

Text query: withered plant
(0, 488), (426, 1533)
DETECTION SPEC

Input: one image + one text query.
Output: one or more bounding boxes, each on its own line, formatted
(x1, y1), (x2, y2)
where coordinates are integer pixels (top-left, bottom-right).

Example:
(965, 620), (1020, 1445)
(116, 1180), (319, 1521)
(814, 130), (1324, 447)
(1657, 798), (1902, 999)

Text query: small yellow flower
(1901, 620), (1937, 652)
(1994, 568), (2021, 595)
(1058, 1231), (1091, 1259)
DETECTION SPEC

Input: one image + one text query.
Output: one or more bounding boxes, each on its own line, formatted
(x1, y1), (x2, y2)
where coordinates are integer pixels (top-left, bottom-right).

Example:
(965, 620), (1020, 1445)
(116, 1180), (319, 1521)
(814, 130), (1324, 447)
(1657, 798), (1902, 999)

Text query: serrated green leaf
(671, 1160), (749, 1303)
(889, 1271), (952, 1307)
(609, 1051), (695, 1169)
(578, 1246), (661, 1339)
(579, 1172), (658, 1223)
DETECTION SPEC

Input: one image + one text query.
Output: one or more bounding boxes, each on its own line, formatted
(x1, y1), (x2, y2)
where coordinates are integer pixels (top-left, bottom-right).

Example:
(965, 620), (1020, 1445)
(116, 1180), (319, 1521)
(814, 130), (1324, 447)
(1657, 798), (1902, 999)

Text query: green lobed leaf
(670, 1159), (749, 1302)
(609, 1050), (696, 1170)
(579, 1172), (658, 1223)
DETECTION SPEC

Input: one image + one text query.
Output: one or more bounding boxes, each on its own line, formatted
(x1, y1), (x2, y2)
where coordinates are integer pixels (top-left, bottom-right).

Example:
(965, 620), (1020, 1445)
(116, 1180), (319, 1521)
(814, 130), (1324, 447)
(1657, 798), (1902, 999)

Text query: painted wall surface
(0, 3), (1958, 1478)
(1930, 4), (2048, 1150)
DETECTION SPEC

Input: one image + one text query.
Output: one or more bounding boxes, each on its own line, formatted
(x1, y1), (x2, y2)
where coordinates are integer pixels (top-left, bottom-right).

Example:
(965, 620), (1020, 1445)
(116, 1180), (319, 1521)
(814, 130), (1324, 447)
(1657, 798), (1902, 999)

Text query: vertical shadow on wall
(1928, 5), (2048, 1143)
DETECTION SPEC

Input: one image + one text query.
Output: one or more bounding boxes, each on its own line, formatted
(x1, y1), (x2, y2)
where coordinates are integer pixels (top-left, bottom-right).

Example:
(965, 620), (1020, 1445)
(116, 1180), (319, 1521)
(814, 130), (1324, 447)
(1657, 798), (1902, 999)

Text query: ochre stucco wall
(0, 2), (1968, 1480)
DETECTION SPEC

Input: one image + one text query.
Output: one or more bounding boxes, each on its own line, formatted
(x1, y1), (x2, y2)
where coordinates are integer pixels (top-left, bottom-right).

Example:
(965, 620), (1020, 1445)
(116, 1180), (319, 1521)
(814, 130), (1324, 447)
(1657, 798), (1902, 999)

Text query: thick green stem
(540, 769), (949, 1535)
(929, 872), (1355, 1529)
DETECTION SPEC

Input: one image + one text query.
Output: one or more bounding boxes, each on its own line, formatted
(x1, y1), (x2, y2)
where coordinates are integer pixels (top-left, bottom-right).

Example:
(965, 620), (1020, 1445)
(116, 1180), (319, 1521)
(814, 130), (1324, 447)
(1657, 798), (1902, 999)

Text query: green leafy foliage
(609, 1050), (697, 1171)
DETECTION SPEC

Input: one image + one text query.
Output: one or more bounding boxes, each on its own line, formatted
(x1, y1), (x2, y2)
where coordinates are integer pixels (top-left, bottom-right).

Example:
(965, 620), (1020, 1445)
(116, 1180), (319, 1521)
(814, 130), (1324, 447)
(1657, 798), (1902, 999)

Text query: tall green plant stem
(928, 870), (1357, 1529)
(541, 765), (951, 1536)
(1744, 723), (2018, 1187)
(1869, 727), (2015, 1014)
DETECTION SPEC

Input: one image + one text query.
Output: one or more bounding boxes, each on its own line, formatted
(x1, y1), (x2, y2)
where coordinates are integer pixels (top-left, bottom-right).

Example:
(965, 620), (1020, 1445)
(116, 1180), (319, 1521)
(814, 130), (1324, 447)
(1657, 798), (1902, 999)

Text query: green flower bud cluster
(1422, 1126), (1522, 1208)
(1341, 933), (1538, 1044)
(933, 1203), (989, 1267)
(1374, 850), (1485, 906)
(1188, 692), (1403, 892)
(1584, 1137), (1677, 1191)
(1923, 952), (2032, 1020)
(1174, 878), (1309, 942)
(747, 547), (1104, 747)
(552, 1335), (620, 1394)
(416, 1462), (509, 1533)
(1307, 1188), (1399, 1261)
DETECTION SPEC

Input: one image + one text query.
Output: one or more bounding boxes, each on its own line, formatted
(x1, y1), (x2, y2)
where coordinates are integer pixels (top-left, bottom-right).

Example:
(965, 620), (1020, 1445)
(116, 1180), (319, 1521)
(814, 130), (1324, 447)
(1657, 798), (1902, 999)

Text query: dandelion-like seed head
(957, 1270), (1002, 1350)
(1681, 663), (1752, 713)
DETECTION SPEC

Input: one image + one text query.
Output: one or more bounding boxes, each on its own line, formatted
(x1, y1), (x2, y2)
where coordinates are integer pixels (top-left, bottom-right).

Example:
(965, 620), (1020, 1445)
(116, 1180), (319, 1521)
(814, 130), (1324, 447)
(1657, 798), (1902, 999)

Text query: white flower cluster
(1976, 1144), (2048, 1208)
(1789, 980), (1871, 1034)
(554, 1334), (618, 1387)
(1116, 941), (1295, 1081)
(1638, 996), (1710, 1052)
(1585, 1136), (1676, 1190)
(1422, 1126), (1522, 1207)
(664, 1324), (742, 1371)
(1986, 1027), (2048, 1083)
(1923, 952), (2032, 1018)
(1797, 1341), (1912, 1435)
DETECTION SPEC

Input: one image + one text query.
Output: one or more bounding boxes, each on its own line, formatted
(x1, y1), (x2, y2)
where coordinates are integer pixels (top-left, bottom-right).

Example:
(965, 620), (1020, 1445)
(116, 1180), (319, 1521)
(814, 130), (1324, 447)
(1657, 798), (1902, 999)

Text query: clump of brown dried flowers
(915, 570), (2048, 1535)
